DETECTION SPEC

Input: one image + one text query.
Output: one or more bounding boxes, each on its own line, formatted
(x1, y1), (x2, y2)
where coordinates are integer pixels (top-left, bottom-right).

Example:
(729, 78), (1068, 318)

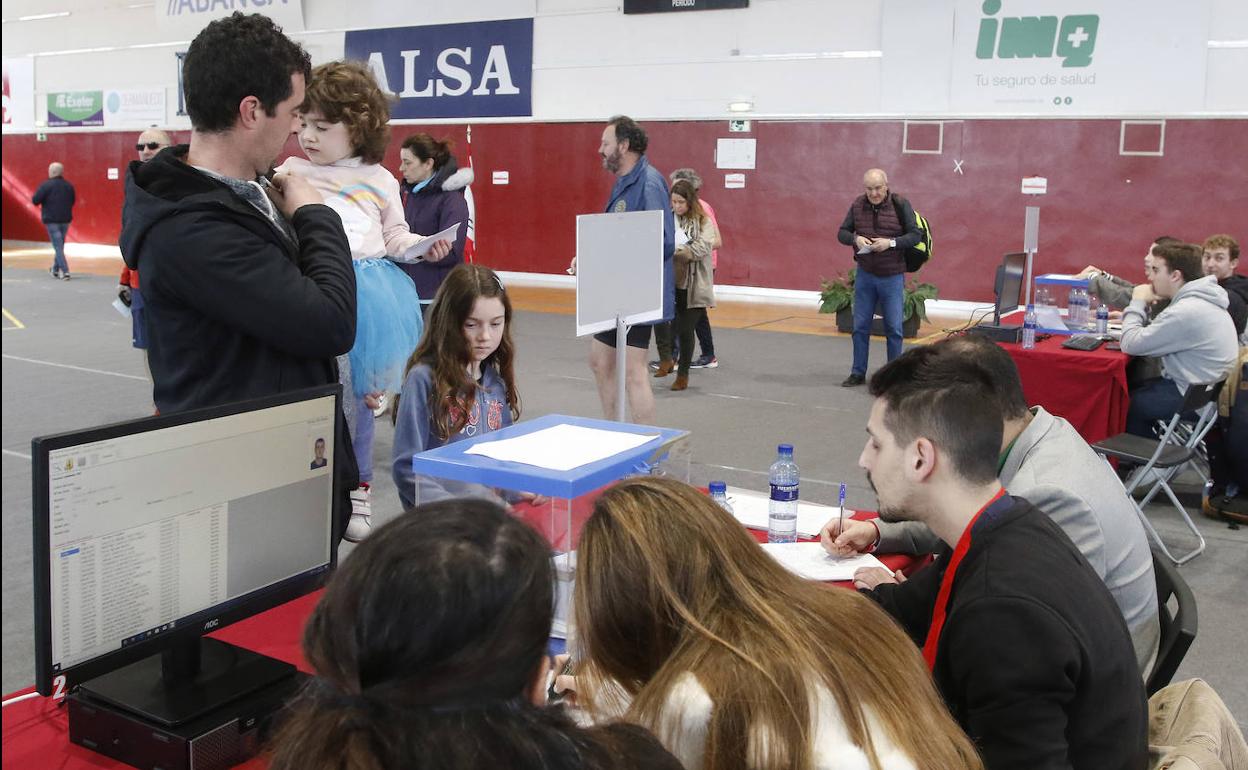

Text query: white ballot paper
(112, 297), (132, 319)
(674, 226), (690, 248)
(397, 221), (462, 262)
(726, 486), (843, 539)
(856, 245), (872, 255)
(760, 542), (887, 582)
(1034, 304), (1068, 330)
(463, 424), (660, 472)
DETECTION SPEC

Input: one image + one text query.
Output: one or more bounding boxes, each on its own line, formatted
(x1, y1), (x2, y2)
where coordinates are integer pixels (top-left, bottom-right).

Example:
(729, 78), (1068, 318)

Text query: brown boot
(671, 374), (689, 391)
(654, 360), (676, 377)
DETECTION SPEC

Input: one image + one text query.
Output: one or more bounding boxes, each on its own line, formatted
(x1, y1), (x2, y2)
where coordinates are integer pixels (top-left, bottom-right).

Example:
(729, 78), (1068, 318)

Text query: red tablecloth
(2, 513), (922, 769)
(1000, 335), (1130, 445)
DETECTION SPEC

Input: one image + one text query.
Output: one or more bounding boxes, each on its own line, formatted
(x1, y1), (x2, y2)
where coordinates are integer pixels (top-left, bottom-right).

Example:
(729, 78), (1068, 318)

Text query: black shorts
(593, 324), (653, 349)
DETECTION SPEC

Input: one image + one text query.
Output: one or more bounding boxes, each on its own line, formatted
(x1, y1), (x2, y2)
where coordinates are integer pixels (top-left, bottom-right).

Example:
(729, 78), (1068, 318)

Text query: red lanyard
(922, 488), (1008, 670)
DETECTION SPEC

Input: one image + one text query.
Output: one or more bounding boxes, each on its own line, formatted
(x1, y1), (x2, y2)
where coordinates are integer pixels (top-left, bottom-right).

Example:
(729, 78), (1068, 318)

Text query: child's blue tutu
(348, 258), (423, 399)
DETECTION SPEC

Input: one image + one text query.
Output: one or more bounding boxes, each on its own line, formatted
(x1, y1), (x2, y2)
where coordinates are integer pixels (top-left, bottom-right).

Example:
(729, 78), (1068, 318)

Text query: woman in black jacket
(398, 134), (472, 317)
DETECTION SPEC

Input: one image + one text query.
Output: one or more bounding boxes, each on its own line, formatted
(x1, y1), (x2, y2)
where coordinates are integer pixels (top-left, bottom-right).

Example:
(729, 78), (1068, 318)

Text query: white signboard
(3, 58), (36, 131)
(1021, 176), (1047, 194)
(715, 138), (756, 170)
(950, 0), (1210, 115)
(156, 0), (305, 37)
(575, 211), (664, 336)
(493, 171), (510, 185)
(724, 173), (746, 189)
(103, 89), (166, 128)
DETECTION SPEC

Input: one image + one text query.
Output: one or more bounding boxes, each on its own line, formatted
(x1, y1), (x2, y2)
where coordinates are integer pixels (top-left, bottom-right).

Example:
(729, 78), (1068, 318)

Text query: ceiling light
(727, 100), (754, 113)
(17, 11), (70, 20)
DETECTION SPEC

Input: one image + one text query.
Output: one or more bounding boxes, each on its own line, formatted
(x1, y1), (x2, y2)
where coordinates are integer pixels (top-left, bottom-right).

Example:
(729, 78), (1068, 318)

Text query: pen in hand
(837, 483), (847, 544)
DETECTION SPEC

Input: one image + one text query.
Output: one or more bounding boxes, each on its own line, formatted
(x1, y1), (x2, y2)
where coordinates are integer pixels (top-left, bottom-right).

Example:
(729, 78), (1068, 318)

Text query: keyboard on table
(1062, 335), (1105, 351)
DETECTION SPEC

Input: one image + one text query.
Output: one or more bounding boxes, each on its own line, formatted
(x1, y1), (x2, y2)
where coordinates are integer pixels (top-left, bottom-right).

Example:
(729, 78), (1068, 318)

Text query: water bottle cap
(708, 481), (726, 494)
(1025, 303), (1035, 311)
(777, 443), (793, 455)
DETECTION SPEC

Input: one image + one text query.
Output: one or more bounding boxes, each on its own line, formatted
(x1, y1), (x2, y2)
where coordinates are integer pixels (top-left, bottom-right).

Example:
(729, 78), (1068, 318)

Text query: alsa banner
(950, 0), (1210, 114)
(47, 91), (104, 127)
(345, 18), (533, 119)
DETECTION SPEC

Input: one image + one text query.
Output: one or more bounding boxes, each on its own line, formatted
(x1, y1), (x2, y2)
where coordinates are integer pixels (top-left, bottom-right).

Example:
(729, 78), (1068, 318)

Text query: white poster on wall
(156, 0), (305, 37)
(950, 0), (1210, 115)
(3, 58), (36, 131)
(103, 89), (166, 128)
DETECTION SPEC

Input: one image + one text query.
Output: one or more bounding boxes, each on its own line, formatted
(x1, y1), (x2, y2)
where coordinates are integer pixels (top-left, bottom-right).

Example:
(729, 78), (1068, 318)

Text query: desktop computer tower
(67, 671), (306, 770)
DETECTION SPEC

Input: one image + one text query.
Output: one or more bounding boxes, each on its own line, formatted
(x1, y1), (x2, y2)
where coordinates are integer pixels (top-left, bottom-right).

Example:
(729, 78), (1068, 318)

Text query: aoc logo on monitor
(976, 0), (1099, 68)
(203, 618), (220, 631)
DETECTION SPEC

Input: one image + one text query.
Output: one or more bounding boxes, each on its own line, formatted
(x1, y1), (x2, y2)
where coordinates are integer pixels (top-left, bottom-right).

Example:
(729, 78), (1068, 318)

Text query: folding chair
(1146, 549), (1198, 696)
(1093, 380), (1224, 565)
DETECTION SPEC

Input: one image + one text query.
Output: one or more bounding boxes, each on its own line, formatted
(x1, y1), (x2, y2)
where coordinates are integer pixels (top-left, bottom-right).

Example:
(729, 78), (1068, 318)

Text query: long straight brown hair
(574, 477), (982, 770)
(392, 264), (519, 439)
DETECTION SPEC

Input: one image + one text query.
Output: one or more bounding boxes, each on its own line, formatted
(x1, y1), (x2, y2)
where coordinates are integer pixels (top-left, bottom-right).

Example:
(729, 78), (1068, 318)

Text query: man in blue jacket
(571, 115), (674, 424)
(31, 162), (76, 280)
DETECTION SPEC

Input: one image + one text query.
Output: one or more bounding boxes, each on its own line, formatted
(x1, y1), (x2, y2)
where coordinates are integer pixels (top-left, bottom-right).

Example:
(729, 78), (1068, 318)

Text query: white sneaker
(345, 485), (372, 543)
(372, 393), (388, 418)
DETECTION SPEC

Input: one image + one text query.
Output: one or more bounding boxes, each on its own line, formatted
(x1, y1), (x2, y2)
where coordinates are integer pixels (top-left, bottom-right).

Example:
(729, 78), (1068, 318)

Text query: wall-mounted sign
(492, 171), (510, 184)
(949, 0), (1210, 115)
(156, 0), (304, 37)
(345, 18), (533, 119)
(728, 119), (751, 132)
(724, 173), (746, 189)
(624, 0), (748, 13)
(3, 58), (36, 130)
(1021, 176), (1048, 194)
(103, 89), (166, 128)
(715, 138), (756, 170)
(47, 91), (104, 127)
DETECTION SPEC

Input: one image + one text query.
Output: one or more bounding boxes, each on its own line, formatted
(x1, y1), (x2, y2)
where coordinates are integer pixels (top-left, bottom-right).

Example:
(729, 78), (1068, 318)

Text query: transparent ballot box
(1032, 273), (1098, 335)
(408, 413), (691, 639)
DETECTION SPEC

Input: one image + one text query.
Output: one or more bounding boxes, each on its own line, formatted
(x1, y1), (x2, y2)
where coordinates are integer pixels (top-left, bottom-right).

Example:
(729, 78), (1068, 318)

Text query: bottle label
(770, 483), (798, 502)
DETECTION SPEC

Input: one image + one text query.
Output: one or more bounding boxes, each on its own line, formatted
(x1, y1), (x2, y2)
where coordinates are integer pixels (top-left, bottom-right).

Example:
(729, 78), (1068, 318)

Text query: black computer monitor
(33, 385), (341, 726)
(994, 251), (1028, 324)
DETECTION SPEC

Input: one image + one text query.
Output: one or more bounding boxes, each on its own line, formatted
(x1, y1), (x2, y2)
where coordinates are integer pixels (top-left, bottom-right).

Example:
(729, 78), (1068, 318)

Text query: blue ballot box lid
(410, 413), (690, 499)
(1034, 273), (1090, 288)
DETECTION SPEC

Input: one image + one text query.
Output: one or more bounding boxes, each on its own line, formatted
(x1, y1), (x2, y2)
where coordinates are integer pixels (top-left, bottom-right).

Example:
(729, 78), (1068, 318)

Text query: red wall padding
(4, 119), (1245, 302)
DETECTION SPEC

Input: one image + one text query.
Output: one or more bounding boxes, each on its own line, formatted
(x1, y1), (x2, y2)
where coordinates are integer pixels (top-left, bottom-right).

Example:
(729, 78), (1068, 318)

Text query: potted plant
(818, 268), (938, 339)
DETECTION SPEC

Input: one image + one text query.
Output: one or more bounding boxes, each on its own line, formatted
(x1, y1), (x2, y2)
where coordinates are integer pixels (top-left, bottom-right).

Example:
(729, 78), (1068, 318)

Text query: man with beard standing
(570, 115), (674, 423)
(851, 345), (1147, 769)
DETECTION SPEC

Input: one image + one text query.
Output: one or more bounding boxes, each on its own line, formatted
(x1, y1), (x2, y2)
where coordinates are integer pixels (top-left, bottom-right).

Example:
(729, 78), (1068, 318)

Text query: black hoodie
(119, 145), (360, 500)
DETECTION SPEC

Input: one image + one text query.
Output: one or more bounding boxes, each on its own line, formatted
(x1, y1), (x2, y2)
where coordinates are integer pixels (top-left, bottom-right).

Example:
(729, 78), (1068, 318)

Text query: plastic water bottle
(1096, 302), (1109, 336)
(1022, 304), (1037, 349)
(1067, 287), (1081, 328)
(708, 481), (733, 515)
(768, 444), (799, 543)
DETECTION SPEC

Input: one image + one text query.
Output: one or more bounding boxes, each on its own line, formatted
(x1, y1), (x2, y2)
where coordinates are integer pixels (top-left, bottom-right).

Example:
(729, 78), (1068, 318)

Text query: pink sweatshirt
(277, 156), (422, 261)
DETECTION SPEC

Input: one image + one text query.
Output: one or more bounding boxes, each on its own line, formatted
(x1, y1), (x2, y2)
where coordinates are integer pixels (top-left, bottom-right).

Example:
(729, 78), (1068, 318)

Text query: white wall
(3, 0), (1245, 134)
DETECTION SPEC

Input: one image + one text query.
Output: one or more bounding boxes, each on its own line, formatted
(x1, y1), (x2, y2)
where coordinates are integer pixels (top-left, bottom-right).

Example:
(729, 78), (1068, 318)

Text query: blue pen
(837, 482), (847, 538)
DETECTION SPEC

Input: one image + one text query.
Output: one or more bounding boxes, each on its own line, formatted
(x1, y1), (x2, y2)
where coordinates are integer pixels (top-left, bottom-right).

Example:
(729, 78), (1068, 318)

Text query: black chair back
(1147, 548), (1198, 696)
(1178, 380), (1223, 416)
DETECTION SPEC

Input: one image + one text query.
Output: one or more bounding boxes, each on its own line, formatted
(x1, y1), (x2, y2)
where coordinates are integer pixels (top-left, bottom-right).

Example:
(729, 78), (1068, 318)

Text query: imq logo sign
(345, 18), (533, 119)
(975, 0), (1098, 68)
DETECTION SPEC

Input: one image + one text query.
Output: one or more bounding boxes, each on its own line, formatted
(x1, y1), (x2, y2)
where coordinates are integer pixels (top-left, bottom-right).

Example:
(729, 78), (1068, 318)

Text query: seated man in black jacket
(855, 345), (1147, 769)
(1202, 233), (1248, 341)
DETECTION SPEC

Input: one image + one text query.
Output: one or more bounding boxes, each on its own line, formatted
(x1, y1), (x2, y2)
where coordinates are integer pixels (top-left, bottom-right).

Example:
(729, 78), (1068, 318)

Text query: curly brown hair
(300, 60), (392, 164)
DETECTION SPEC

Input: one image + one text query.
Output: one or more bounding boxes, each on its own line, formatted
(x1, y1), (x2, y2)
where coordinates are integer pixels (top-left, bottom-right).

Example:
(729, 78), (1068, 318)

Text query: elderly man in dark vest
(836, 168), (923, 387)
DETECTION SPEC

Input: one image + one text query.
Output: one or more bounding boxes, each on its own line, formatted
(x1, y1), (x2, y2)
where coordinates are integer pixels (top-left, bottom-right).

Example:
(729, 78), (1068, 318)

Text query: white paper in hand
(856, 245), (872, 255)
(674, 227), (690, 248)
(112, 297), (132, 319)
(396, 222), (462, 263)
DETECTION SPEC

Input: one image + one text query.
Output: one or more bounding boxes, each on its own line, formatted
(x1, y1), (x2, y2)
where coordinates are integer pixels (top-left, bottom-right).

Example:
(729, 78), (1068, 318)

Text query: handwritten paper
(726, 486), (843, 539)
(760, 542), (887, 582)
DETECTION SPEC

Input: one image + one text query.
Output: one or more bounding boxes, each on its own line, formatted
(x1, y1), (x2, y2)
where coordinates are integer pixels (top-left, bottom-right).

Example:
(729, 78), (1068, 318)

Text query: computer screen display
(994, 252), (1028, 324)
(34, 386), (339, 695)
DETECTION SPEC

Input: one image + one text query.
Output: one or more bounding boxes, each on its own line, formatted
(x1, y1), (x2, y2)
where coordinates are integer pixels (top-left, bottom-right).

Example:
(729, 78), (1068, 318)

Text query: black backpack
(891, 195), (932, 273)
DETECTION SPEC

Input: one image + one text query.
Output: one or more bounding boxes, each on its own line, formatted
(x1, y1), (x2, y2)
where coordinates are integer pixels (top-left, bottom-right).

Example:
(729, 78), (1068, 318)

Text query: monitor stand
(77, 636), (296, 727)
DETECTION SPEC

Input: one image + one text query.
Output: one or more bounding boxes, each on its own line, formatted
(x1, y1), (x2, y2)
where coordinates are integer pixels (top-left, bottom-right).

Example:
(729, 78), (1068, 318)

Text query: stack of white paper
(760, 542), (887, 582)
(462, 424), (659, 472)
(726, 486), (843, 539)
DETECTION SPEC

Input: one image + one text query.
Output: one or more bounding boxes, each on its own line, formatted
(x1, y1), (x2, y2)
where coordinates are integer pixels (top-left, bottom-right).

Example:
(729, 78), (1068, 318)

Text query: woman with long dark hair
(398, 133), (472, 317)
(268, 499), (683, 770)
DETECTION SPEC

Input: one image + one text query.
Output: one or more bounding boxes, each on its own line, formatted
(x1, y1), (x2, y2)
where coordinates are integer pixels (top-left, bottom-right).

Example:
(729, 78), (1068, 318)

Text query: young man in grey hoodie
(1120, 242), (1239, 436)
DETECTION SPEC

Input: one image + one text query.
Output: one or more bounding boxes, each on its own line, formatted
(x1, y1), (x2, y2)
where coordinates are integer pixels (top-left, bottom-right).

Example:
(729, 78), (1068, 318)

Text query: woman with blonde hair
(571, 477), (981, 770)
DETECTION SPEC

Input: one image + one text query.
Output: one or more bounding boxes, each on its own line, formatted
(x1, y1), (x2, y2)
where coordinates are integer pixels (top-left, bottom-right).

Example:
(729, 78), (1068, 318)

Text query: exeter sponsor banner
(3, 58), (36, 130)
(103, 89), (166, 128)
(345, 18), (533, 119)
(47, 91), (105, 127)
(950, 0), (1210, 114)
(155, 0), (304, 37)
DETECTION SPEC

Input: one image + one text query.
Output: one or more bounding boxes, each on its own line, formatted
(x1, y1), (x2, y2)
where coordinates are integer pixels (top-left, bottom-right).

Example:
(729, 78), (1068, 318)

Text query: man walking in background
(31, 161), (76, 280)
(836, 168), (922, 387)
